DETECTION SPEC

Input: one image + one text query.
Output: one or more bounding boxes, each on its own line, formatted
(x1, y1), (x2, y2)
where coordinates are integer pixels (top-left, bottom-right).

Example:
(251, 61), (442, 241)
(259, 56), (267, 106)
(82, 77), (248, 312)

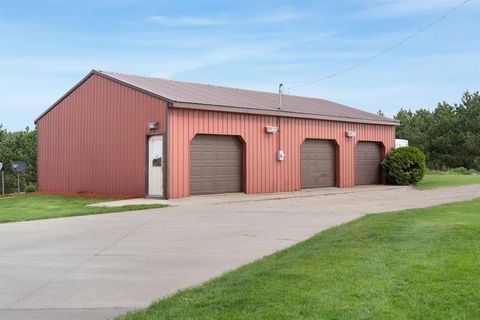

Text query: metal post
(1, 171), (3, 195)
(278, 83), (283, 110)
(17, 172), (20, 193)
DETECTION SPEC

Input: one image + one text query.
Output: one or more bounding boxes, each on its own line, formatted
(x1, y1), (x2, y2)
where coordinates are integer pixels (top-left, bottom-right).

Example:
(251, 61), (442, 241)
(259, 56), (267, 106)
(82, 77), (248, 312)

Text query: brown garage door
(190, 135), (243, 195)
(301, 139), (336, 188)
(355, 141), (382, 185)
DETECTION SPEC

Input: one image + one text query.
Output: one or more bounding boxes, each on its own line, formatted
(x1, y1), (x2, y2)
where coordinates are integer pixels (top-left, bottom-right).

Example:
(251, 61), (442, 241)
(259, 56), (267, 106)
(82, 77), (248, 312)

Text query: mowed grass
(121, 198), (480, 320)
(415, 174), (480, 189)
(0, 194), (166, 223)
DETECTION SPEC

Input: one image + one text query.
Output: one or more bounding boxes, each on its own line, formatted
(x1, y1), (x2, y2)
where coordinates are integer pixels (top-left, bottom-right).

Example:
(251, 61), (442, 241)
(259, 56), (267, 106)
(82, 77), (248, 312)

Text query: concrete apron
(90, 185), (402, 207)
(1, 184), (479, 320)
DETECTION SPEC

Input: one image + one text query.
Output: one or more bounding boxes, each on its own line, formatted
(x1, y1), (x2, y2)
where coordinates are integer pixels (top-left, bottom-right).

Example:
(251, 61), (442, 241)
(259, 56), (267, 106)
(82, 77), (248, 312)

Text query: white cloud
(148, 15), (228, 27)
(151, 41), (284, 78)
(147, 6), (303, 28)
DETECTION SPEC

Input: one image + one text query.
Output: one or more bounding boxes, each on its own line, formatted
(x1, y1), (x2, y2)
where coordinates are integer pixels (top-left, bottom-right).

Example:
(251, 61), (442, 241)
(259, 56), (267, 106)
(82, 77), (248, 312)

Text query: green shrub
(382, 147), (426, 185)
(468, 168), (478, 175)
(25, 183), (36, 193)
(426, 167), (478, 176)
(425, 169), (443, 175)
(451, 167), (471, 175)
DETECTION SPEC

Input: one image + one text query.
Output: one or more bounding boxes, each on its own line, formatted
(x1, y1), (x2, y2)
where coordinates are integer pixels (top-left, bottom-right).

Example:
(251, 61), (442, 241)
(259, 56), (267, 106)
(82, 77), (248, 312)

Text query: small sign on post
(11, 161), (27, 193)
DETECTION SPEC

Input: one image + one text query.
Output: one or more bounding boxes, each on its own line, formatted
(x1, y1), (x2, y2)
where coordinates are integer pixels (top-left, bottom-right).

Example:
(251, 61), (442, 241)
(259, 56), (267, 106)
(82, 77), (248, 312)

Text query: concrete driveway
(1, 185), (479, 320)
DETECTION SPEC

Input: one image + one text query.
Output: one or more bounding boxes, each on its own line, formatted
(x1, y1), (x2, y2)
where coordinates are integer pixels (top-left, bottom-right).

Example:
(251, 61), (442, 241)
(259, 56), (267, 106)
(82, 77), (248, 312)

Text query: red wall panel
(37, 74), (167, 196)
(38, 74), (394, 198)
(168, 108), (395, 198)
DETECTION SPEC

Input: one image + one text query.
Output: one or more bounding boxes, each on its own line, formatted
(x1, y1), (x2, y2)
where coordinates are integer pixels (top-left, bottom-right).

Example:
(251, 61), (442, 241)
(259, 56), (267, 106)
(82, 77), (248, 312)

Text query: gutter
(172, 102), (400, 126)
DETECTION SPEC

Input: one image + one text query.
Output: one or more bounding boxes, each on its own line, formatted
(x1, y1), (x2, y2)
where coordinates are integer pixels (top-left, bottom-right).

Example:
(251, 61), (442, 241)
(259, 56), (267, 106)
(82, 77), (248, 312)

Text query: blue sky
(1, 0), (479, 131)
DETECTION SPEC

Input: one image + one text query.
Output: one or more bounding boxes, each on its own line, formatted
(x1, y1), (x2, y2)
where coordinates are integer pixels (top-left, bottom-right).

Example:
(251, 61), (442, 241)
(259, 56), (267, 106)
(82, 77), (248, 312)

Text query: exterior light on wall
(265, 126), (278, 134)
(149, 121), (158, 130)
(346, 130), (356, 138)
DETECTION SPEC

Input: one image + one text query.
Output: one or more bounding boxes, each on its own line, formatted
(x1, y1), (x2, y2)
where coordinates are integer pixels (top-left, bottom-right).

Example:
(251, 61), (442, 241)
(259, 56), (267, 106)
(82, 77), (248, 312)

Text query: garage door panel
(216, 151), (226, 160)
(203, 152), (215, 160)
(204, 138), (216, 145)
(190, 151), (202, 161)
(190, 167), (202, 176)
(301, 139), (336, 189)
(304, 165), (314, 174)
(227, 167), (241, 175)
(216, 181), (231, 190)
(216, 167), (227, 175)
(355, 141), (382, 185)
(204, 167), (216, 176)
(204, 181), (214, 190)
(190, 135), (243, 195)
(190, 182), (201, 191)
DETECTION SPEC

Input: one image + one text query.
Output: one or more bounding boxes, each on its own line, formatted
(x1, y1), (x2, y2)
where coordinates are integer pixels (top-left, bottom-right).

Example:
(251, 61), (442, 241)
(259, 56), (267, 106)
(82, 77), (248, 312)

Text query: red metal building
(36, 70), (398, 198)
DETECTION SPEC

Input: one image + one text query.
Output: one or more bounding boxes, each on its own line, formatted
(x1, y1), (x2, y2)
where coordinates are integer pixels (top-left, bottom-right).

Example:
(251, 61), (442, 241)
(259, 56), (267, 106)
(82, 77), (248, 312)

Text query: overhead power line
(286, 0), (471, 91)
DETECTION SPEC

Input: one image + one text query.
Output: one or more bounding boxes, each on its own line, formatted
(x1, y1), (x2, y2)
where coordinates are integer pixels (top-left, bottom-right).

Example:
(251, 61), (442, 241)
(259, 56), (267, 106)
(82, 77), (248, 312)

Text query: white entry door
(148, 135), (163, 197)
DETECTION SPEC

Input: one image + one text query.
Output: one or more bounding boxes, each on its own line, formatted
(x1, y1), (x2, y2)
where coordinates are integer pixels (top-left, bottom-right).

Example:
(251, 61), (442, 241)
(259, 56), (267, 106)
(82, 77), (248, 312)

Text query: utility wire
(286, 0), (471, 91)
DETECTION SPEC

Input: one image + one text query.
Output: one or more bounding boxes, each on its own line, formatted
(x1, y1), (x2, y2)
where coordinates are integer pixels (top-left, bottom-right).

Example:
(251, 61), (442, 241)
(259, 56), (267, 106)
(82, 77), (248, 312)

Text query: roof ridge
(96, 69), (320, 100)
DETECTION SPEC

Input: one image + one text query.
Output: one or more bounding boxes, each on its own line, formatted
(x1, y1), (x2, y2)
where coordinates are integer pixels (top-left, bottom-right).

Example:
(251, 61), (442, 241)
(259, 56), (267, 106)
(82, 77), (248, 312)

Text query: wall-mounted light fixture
(149, 121), (158, 130)
(265, 126), (278, 134)
(346, 130), (356, 138)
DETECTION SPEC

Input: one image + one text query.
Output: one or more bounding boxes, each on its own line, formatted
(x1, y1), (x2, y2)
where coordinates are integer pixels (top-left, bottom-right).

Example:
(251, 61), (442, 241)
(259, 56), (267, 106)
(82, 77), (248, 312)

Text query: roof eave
(172, 102), (400, 126)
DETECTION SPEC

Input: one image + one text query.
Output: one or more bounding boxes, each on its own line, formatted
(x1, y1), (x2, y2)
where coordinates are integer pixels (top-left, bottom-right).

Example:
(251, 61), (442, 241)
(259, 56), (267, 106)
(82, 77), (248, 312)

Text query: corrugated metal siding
(168, 108), (395, 198)
(37, 74), (167, 196)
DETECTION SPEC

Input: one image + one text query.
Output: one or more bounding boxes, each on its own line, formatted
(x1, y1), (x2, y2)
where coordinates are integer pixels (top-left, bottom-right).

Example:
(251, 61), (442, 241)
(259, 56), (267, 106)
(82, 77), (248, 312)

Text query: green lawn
(0, 194), (166, 223)
(121, 198), (480, 320)
(415, 174), (480, 189)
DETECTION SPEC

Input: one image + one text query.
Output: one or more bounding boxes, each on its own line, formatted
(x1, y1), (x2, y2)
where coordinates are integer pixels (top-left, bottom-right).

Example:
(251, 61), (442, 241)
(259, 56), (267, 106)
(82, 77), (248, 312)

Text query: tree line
(394, 91), (480, 170)
(0, 125), (37, 193)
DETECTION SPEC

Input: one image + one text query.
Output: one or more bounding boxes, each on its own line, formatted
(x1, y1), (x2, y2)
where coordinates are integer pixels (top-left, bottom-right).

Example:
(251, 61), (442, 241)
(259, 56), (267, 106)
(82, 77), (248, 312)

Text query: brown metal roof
(98, 70), (398, 125)
(36, 70), (399, 125)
